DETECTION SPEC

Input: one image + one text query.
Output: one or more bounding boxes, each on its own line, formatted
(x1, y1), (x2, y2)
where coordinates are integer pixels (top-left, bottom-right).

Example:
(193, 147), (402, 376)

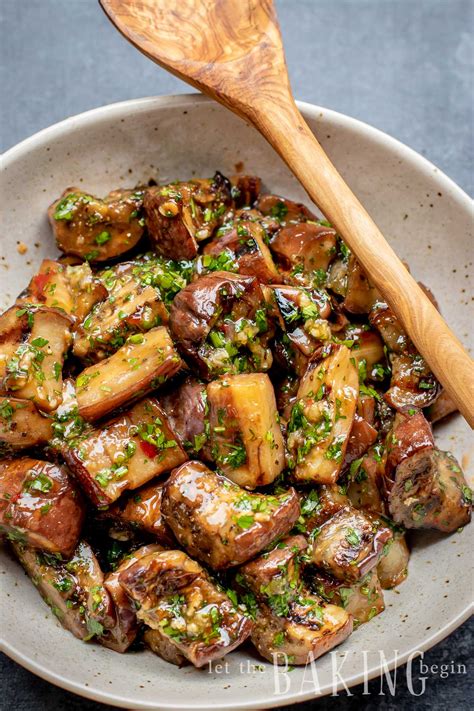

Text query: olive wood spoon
(100, 0), (474, 427)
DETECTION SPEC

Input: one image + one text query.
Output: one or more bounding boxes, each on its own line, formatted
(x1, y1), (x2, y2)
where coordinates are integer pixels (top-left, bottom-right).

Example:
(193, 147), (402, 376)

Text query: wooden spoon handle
(251, 97), (474, 427)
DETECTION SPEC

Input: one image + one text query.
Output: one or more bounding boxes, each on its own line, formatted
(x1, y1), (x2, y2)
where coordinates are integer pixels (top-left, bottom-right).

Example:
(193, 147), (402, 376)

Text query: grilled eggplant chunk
(119, 549), (253, 667)
(207, 373), (285, 488)
(75, 326), (182, 421)
(341, 256), (379, 314)
(73, 262), (169, 362)
(270, 222), (337, 284)
(369, 302), (439, 409)
(237, 536), (352, 665)
(12, 540), (128, 651)
(21, 259), (107, 321)
(347, 451), (387, 515)
(388, 449), (471, 533)
(311, 569), (385, 626)
(104, 543), (165, 651)
(100, 481), (175, 545)
(309, 507), (392, 583)
(49, 187), (145, 262)
(376, 533), (409, 589)
(255, 194), (318, 226)
(287, 345), (359, 483)
(230, 174), (262, 207)
(0, 458), (85, 557)
(169, 272), (273, 380)
(344, 413), (378, 465)
(161, 461), (300, 569)
(144, 173), (233, 260)
(64, 398), (187, 506)
(201, 219), (279, 283)
(385, 408), (434, 479)
(295, 485), (350, 537)
(0, 305), (71, 412)
(159, 376), (212, 461)
(0, 397), (52, 451)
(270, 285), (332, 376)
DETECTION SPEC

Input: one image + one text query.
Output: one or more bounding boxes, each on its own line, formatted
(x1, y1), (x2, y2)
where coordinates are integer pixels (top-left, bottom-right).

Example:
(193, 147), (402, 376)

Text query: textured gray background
(0, 0), (473, 709)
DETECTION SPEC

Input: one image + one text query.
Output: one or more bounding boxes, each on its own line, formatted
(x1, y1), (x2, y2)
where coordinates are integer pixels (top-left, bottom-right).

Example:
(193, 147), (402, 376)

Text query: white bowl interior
(0, 95), (472, 710)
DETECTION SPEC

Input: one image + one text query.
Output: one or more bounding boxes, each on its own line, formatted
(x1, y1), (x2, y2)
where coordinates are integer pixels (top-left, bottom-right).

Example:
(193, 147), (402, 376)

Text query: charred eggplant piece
(287, 345), (359, 483)
(200, 219), (279, 283)
(385, 408), (434, 479)
(309, 507), (392, 582)
(237, 536), (352, 665)
(73, 262), (169, 362)
(311, 569), (385, 625)
(344, 413), (378, 465)
(0, 458), (85, 557)
(230, 174), (262, 207)
(119, 549), (253, 667)
(75, 326), (182, 421)
(0, 397), (52, 451)
(376, 533), (409, 589)
(369, 302), (440, 409)
(49, 187), (145, 262)
(64, 398), (187, 506)
(255, 194), (318, 226)
(388, 449), (471, 533)
(207, 373), (285, 488)
(100, 482), (175, 545)
(161, 461), (300, 569)
(169, 272), (273, 380)
(144, 174), (233, 260)
(342, 256), (379, 314)
(0, 305), (71, 412)
(346, 451), (386, 515)
(295, 485), (350, 537)
(12, 540), (128, 650)
(270, 222), (336, 285)
(270, 285), (332, 377)
(104, 543), (165, 651)
(159, 376), (212, 460)
(20, 259), (107, 321)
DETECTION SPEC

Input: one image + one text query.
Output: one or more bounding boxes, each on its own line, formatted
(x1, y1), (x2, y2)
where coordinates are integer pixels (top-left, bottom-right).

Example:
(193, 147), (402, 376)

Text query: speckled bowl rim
(1, 93), (473, 710)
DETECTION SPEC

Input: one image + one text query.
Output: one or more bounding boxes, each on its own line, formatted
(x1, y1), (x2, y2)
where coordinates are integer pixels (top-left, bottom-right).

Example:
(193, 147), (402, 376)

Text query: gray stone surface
(0, 0), (472, 709)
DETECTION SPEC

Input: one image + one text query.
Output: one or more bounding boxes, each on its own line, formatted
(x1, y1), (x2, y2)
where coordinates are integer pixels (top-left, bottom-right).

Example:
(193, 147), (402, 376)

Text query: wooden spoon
(100, 0), (474, 427)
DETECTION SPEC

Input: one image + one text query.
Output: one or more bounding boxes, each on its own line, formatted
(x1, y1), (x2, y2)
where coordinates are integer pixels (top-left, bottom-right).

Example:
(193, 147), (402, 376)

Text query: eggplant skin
(309, 507), (392, 583)
(311, 569), (385, 626)
(385, 408), (434, 479)
(202, 220), (280, 284)
(104, 543), (165, 653)
(159, 376), (212, 461)
(0, 397), (53, 451)
(75, 326), (183, 421)
(48, 187), (145, 262)
(11, 540), (125, 649)
(161, 461), (300, 569)
(101, 482), (176, 545)
(389, 449), (472, 533)
(118, 549), (253, 668)
(0, 458), (85, 558)
(237, 536), (352, 665)
(143, 174), (232, 260)
(64, 398), (187, 506)
(169, 271), (272, 380)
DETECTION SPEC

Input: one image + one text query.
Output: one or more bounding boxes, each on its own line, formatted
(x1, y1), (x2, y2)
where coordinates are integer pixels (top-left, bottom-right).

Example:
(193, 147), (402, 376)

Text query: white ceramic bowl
(1, 95), (472, 710)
